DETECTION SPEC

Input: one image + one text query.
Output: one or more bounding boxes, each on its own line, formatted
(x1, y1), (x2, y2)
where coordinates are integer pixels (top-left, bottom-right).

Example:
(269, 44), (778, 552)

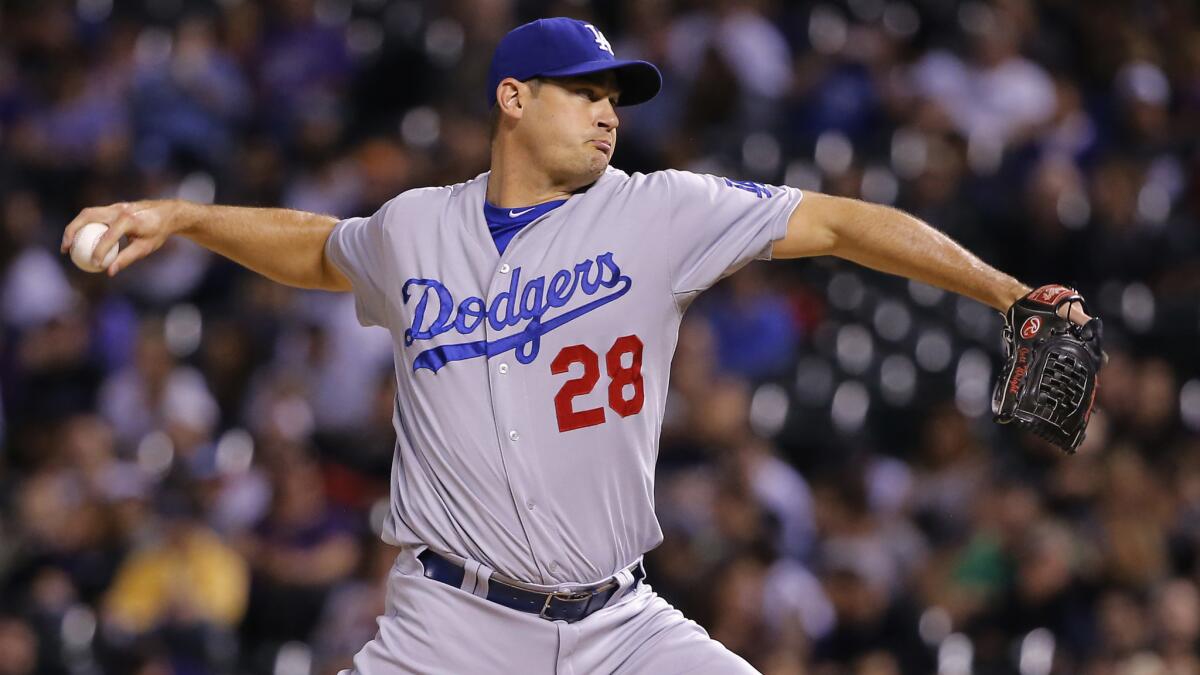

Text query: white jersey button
(526, 500), (536, 510)
(499, 263), (511, 274)
(498, 363), (509, 374)
(509, 430), (520, 441)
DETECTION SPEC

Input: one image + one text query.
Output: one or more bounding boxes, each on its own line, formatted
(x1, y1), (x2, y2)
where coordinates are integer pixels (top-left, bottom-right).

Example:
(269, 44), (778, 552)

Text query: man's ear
(496, 78), (527, 122)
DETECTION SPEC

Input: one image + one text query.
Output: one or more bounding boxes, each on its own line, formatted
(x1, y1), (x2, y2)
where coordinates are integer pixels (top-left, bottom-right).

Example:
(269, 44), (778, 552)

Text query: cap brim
(538, 59), (662, 107)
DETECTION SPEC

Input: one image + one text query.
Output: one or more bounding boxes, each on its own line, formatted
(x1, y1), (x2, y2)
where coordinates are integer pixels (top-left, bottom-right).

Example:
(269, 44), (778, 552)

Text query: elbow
(808, 224), (840, 258)
(809, 193), (879, 260)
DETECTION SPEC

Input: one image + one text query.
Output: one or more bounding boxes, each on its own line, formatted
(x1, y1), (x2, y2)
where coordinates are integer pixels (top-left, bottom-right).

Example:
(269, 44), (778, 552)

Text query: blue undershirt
(482, 199), (568, 254)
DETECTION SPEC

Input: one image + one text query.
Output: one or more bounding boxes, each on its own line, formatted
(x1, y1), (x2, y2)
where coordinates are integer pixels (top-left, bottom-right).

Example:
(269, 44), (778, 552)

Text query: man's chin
(564, 159), (609, 192)
(588, 157), (610, 178)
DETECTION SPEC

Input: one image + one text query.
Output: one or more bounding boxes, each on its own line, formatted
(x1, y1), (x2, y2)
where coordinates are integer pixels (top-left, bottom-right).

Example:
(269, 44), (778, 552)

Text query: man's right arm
(60, 199), (351, 291)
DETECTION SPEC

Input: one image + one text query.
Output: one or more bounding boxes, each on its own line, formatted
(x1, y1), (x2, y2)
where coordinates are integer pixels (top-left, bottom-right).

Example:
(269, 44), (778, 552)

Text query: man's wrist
(998, 282), (1092, 324)
(996, 282), (1031, 312)
(167, 199), (202, 236)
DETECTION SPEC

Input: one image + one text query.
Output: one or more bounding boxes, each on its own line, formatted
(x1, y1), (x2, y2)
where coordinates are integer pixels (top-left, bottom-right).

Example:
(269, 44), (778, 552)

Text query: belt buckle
(539, 588), (593, 621)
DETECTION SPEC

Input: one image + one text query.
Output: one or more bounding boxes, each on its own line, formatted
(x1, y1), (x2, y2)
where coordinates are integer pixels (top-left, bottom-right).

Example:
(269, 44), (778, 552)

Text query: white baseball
(70, 222), (119, 273)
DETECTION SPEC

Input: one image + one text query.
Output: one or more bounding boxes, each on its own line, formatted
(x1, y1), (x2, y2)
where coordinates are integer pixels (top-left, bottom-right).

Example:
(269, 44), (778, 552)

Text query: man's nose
(596, 100), (619, 130)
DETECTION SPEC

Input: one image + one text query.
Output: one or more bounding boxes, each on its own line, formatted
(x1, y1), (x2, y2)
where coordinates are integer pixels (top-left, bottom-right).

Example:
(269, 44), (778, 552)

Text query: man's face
(515, 72), (621, 189)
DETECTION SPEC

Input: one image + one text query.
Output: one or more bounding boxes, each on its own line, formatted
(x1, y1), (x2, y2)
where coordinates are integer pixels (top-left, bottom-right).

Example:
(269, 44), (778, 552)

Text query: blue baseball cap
(487, 18), (662, 107)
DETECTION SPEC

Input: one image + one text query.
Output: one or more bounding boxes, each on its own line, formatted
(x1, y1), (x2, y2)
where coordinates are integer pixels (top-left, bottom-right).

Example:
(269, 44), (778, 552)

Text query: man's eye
(577, 89), (597, 100)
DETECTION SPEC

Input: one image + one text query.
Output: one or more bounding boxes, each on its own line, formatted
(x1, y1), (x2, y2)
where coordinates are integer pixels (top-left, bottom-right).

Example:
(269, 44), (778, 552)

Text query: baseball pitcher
(62, 18), (1102, 674)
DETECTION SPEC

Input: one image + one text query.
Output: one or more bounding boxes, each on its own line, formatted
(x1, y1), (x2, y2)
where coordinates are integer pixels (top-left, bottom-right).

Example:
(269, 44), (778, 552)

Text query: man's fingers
(64, 200), (173, 275)
(61, 204), (125, 253)
(106, 237), (155, 277)
(1056, 300), (1092, 326)
(91, 204), (139, 266)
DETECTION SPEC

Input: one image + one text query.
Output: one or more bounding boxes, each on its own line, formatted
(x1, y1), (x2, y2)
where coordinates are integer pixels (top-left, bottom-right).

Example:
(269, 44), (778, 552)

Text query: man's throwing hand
(61, 200), (183, 276)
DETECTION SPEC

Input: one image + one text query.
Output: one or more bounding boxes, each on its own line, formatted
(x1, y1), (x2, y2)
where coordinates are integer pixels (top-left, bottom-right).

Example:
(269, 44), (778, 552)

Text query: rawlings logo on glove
(992, 285), (1104, 453)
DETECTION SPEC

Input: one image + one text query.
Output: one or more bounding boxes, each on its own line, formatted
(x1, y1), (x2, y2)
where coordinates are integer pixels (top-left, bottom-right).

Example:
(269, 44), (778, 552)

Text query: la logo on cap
(584, 24), (614, 55)
(486, 18), (662, 107)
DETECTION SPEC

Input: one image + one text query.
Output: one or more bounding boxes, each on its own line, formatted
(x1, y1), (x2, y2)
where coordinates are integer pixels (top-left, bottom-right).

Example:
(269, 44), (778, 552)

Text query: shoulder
(366, 172), (488, 223)
(597, 167), (713, 193)
(445, 171), (489, 200)
(385, 179), (470, 211)
(587, 169), (760, 211)
(624, 168), (725, 189)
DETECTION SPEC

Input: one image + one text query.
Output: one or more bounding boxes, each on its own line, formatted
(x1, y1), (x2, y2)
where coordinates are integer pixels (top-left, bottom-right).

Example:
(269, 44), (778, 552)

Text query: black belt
(417, 549), (644, 623)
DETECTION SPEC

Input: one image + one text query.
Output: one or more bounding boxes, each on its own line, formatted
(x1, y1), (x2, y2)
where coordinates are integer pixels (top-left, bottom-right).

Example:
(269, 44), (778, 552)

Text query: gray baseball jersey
(325, 166), (803, 585)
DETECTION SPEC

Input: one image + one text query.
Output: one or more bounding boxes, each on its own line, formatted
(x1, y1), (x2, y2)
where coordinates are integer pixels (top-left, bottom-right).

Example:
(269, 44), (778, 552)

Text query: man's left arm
(773, 192), (1094, 324)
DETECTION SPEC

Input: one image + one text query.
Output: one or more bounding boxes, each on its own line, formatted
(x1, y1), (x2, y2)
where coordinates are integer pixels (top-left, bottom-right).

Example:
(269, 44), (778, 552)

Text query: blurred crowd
(1, 0), (1198, 674)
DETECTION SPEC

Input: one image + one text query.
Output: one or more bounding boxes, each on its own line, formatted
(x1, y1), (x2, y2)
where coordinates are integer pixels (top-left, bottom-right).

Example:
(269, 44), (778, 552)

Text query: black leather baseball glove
(992, 285), (1104, 453)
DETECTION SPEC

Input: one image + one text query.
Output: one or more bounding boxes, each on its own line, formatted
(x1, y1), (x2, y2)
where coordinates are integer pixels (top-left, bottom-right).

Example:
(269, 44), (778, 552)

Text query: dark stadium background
(1, 0), (1198, 673)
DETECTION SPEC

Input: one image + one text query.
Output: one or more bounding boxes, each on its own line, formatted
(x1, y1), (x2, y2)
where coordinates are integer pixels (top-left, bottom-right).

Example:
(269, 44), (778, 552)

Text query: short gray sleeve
(664, 171), (803, 295)
(324, 202), (392, 328)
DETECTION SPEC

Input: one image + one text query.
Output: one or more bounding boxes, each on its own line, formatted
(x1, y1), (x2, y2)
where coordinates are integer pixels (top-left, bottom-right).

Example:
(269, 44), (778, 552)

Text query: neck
(485, 139), (594, 207)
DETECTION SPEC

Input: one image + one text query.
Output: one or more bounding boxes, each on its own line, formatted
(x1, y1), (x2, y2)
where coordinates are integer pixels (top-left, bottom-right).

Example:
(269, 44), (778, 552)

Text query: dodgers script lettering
(402, 252), (633, 373)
